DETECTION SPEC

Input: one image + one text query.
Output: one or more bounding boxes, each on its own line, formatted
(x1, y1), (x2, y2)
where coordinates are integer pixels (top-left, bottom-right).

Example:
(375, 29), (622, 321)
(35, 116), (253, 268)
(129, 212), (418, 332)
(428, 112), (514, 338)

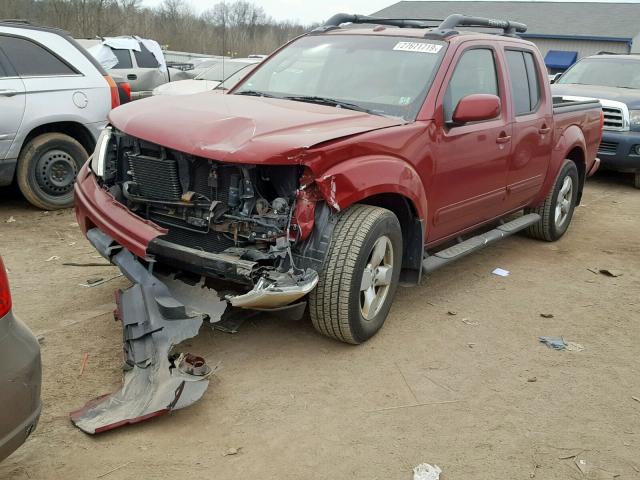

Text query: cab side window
(134, 43), (159, 68)
(0, 35), (76, 77)
(111, 49), (133, 69)
(505, 50), (541, 115)
(443, 48), (499, 122)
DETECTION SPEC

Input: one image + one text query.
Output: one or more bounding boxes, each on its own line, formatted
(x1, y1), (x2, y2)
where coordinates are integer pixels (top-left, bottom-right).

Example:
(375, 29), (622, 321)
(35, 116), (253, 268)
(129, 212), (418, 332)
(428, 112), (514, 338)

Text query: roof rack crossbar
(438, 14), (527, 35)
(322, 13), (442, 30)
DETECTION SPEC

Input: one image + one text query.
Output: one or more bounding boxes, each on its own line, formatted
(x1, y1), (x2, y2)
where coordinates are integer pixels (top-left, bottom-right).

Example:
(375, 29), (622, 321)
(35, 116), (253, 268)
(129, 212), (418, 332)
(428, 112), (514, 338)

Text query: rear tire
(16, 133), (87, 210)
(309, 204), (402, 344)
(525, 159), (579, 241)
(634, 172), (640, 189)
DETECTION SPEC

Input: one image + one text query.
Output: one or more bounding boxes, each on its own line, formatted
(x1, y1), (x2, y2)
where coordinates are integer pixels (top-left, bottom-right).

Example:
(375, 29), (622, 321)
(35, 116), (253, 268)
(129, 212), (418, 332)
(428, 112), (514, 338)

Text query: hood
(153, 79), (221, 96)
(552, 83), (640, 109)
(109, 93), (404, 164)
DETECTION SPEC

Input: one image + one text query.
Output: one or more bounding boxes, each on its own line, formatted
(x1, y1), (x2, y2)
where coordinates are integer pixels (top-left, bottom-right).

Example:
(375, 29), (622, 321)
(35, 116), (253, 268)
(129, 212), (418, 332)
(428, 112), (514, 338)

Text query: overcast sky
(141, 0), (640, 24)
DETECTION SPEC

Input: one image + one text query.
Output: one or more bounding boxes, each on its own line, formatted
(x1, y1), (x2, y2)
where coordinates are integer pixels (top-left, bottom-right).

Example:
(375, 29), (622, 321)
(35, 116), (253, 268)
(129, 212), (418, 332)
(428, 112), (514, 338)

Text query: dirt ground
(0, 171), (638, 480)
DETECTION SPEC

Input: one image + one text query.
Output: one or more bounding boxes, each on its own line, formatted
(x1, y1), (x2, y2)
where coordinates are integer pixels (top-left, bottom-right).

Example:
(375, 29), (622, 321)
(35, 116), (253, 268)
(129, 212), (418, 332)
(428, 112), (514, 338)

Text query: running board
(422, 213), (541, 274)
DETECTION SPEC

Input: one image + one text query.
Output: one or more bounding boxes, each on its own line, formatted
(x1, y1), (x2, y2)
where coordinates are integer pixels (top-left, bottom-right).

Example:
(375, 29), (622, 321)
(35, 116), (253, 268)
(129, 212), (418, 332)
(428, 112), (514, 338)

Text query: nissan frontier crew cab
(75, 13), (603, 348)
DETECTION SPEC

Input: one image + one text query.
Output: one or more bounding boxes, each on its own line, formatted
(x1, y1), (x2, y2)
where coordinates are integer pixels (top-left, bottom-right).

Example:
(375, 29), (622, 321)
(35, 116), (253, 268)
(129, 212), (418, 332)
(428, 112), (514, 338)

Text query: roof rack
(437, 14), (527, 36)
(318, 13), (442, 32)
(317, 13), (527, 38)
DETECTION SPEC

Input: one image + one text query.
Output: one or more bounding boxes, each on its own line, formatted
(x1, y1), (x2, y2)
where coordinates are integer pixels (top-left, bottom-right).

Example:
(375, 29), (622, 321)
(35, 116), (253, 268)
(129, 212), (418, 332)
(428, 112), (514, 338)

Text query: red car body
(75, 27), (602, 270)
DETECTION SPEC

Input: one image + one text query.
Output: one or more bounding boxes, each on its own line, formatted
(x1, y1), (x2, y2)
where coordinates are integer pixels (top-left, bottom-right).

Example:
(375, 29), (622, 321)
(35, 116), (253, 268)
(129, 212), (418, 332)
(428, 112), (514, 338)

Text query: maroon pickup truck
(75, 14), (603, 347)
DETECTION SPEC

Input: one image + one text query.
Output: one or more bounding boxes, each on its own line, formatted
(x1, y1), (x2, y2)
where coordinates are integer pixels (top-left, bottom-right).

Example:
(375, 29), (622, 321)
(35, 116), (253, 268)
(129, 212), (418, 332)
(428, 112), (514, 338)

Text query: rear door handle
(127, 74), (137, 80)
(538, 126), (551, 134)
(496, 134), (511, 144)
(0, 89), (17, 97)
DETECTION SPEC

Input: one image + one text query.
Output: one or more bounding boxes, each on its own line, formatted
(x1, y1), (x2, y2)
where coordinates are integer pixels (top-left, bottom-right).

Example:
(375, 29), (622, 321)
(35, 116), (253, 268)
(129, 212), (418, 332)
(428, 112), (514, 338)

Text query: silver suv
(0, 21), (117, 209)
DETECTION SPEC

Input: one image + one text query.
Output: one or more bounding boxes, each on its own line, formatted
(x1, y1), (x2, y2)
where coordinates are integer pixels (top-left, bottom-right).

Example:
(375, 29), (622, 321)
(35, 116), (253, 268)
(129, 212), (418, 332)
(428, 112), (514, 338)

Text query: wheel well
(21, 122), (96, 158)
(360, 193), (424, 284)
(566, 147), (586, 204)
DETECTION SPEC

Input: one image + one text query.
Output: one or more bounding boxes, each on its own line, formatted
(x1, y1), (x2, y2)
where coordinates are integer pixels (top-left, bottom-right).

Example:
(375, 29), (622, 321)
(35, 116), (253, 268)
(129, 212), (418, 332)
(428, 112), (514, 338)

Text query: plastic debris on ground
(540, 313), (554, 318)
(492, 267), (510, 277)
(6, 216), (15, 223)
(539, 336), (567, 350)
(413, 463), (442, 480)
(539, 336), (584, 351)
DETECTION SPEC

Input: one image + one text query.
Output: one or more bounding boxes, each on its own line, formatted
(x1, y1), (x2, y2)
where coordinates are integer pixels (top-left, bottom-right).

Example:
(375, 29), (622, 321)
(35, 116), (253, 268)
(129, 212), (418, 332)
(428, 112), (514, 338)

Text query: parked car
(189, 58), (222, 77)
(152, 58), (261, 96)
(551, 54), (640, 188)
(75, 13), (602, 347)
(78, 37), (192, 99)
(0, 255), (42, 462)
(0, 20), (119, 209)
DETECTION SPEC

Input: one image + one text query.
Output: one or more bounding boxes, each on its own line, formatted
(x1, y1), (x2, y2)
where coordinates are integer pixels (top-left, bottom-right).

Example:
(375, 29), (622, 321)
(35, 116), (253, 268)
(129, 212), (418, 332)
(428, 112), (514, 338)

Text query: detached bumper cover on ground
(70, 231), (225, 434)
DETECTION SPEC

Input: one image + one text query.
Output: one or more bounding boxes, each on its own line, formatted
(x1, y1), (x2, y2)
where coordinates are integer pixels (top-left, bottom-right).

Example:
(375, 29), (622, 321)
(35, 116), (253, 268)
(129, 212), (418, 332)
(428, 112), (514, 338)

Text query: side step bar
(422, 213), (541, 274)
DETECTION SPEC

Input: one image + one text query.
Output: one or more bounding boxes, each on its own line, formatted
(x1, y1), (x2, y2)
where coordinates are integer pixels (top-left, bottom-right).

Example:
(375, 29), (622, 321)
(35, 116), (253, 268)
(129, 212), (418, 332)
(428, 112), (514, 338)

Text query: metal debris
(5, 216), (15, 223)
(540, 313), (554, 318)
(45, 255), (60, 262)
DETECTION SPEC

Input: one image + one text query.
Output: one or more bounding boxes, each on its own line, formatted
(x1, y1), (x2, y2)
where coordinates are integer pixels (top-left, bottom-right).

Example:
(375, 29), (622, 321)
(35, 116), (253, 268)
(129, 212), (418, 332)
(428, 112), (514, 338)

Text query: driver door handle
(0, 89), (17, 97)
(127, 74), (137, 81)
(538, 126), (551, 134)
(496, 133), (511, 144)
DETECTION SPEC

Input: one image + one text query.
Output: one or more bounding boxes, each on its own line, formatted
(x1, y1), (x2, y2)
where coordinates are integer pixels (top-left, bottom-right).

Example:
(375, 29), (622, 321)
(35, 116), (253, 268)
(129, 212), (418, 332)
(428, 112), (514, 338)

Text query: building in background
(372, 1), (640, 72)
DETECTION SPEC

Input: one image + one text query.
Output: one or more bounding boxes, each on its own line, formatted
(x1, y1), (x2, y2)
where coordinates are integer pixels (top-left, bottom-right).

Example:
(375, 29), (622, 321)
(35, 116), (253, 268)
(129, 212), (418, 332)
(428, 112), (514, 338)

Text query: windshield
(233, 34), (447, 120)
(558, 58), (640, 89)
(197, 61), (254, 81)
(215, 64), (258, 90)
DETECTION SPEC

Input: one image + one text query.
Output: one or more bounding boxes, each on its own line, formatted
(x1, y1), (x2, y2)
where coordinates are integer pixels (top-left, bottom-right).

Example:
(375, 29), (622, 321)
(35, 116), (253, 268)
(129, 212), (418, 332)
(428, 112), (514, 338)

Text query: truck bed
(552, 96), (601, 114)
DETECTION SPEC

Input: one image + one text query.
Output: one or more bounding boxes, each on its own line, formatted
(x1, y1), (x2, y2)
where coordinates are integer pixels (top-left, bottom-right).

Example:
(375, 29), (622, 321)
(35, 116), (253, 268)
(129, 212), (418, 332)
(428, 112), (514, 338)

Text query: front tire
(634, 172), (640, 189)
(16, 133), (87, 210)
(309, 204), (402, 344)
(525, 159), (579, 241)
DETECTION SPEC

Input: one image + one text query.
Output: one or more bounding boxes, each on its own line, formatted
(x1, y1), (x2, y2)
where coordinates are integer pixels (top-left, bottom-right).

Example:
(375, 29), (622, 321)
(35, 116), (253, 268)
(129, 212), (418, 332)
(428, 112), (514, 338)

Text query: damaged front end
(72, 129), (332, 433)
(98, 128), (320, 313)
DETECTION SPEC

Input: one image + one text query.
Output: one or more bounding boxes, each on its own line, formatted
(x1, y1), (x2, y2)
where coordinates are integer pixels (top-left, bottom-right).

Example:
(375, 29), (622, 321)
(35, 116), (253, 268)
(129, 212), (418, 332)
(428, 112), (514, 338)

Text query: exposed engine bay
(97, 129), (321, 310)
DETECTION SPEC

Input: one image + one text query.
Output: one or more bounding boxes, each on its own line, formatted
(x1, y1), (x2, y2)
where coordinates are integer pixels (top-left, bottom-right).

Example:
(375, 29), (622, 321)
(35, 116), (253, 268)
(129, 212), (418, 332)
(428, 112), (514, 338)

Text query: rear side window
(111, 49), (133, 69)
(505, 50), (541, 115)
(0, 60), (6, 77)
(444, 48), (499, 122)
(0, 35), (77, 77)
(134, 43), (159, 68)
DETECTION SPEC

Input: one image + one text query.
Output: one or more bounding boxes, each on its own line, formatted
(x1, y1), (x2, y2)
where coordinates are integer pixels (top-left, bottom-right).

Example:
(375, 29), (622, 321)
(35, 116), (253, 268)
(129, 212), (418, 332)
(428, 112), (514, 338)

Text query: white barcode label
(393, 42), (442, 54)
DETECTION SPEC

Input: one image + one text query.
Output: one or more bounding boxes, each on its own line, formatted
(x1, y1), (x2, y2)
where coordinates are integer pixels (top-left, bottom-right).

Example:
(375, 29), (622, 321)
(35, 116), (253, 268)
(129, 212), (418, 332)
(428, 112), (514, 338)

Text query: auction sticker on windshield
(393, 42), (443, 54)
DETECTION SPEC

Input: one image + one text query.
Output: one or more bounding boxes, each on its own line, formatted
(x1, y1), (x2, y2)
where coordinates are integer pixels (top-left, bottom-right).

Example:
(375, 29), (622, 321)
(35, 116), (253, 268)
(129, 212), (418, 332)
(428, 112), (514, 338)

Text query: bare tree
(1, 0), (315, 56)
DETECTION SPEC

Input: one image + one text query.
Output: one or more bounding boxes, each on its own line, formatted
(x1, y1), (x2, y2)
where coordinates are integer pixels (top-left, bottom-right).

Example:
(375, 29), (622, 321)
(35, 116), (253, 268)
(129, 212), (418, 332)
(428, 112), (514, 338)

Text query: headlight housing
(90, 127), (112, 177)
(629, 110), (640, 130)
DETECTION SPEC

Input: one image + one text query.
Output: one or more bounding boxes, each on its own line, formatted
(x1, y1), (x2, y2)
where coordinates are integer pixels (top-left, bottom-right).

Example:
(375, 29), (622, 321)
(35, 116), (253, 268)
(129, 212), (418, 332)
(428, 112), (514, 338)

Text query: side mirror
(550, 73), (562, 84)
(452, 94), (501, 124)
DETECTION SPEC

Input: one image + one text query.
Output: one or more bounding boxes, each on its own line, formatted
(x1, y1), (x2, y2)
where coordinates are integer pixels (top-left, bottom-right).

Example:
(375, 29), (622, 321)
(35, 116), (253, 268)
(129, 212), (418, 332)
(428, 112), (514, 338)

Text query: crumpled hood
(109, 93), (404, 164)
(153, 79), (221, 96)
(552, 84), (640, 109)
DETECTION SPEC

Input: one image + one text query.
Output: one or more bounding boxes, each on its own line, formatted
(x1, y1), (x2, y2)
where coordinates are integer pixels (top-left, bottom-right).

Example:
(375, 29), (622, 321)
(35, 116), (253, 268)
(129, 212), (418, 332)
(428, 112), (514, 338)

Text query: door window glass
(0, 35), (76, 76)
(111, 49), (133, 69)
(443, 48), (498, 122)
(506, 50), (541, 115)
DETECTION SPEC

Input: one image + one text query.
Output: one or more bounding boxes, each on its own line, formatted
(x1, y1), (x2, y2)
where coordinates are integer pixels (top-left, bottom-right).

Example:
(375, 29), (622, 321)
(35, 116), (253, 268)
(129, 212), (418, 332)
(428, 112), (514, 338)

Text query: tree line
(0, 0), (316, 57)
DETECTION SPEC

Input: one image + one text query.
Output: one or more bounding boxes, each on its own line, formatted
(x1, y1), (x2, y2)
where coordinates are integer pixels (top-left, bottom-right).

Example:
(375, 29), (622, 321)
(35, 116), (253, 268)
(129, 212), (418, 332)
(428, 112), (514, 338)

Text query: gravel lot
(0, 171), (638, 480)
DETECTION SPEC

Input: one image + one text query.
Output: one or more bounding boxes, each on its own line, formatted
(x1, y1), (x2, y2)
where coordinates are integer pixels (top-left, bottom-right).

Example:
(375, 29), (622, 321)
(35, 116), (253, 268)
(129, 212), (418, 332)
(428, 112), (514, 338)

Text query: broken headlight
(90, 126), (112, 177)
